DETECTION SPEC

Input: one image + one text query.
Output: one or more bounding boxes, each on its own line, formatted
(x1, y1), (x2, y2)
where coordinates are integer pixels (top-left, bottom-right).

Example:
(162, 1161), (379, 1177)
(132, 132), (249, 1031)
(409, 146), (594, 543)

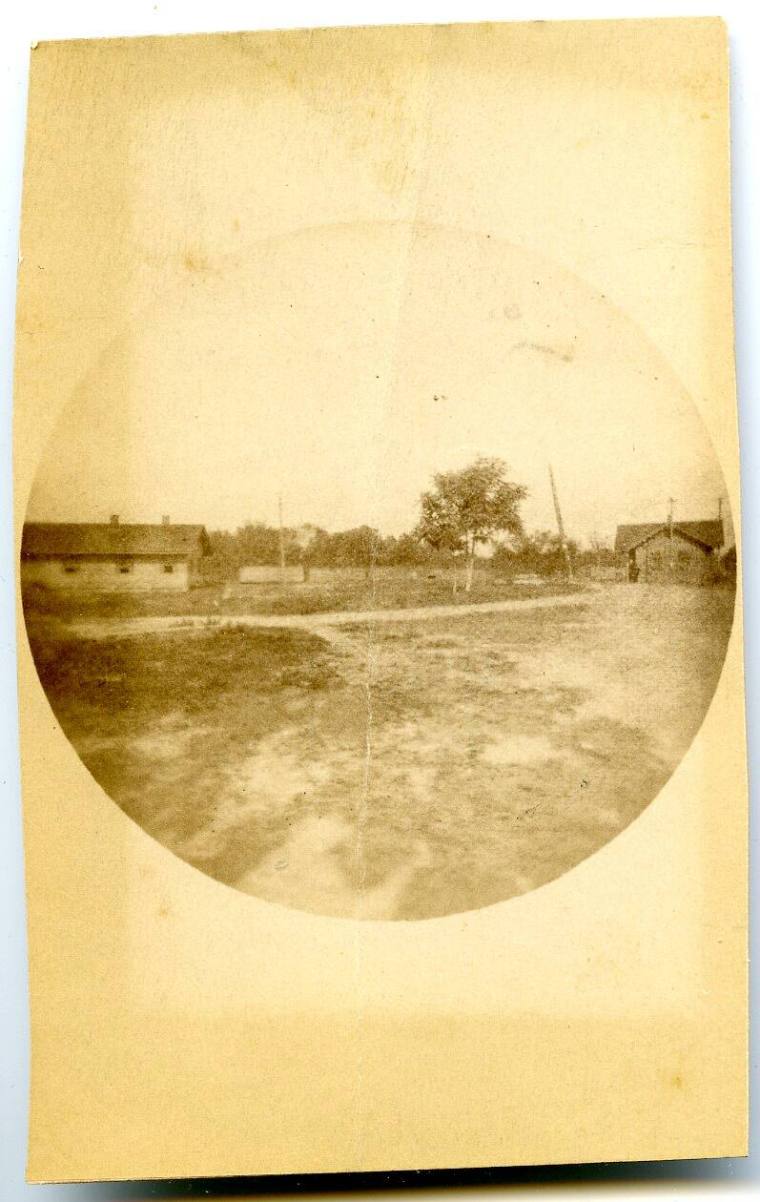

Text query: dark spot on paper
(183, 250), (212, 274)
(512, 340), (575, 363)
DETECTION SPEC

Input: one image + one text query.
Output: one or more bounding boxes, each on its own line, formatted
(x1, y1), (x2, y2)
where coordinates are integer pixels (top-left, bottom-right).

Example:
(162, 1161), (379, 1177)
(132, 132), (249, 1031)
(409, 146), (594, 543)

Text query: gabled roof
(21, 522), (209, 559)
(615, 520), (724, 555)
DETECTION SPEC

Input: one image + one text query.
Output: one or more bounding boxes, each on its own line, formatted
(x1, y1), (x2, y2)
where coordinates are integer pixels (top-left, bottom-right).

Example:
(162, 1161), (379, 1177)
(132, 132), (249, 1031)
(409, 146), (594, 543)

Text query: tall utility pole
(667, 496), (676, 579)
(278, 493), (286, 586)
(549, 464), (573, 581)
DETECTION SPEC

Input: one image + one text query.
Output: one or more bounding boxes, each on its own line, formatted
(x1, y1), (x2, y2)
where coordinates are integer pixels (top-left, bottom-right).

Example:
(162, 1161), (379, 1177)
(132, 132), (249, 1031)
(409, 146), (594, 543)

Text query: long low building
(20, 517), (210, 592)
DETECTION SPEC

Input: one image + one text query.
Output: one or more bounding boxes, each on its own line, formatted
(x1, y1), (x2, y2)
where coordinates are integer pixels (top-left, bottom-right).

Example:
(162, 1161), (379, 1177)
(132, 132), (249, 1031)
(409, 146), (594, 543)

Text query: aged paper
(15, 19), (746, 1181)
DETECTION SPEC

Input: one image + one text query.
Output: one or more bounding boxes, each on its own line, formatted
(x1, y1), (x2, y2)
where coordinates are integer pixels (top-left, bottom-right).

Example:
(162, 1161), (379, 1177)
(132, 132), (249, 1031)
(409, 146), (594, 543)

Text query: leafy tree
(493, 529), (579, 577)
(236, 521), (281, 566)
(391, 531), (431, 566)
(329, 525), (383, 578)
(294, 523), (323, 581)
(417, 457), (526, 591)
(203, 528), (240, 582)
(583, 533), (615, 570)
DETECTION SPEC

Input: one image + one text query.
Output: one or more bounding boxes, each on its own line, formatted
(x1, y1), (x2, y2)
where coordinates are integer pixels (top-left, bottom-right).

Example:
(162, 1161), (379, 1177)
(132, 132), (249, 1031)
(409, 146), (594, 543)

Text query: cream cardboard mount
(15, 18), (747, 1182)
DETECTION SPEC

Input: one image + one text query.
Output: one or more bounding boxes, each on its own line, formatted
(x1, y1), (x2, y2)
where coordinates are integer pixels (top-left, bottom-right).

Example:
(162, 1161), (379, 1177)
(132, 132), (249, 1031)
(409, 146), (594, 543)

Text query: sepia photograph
(11, 15), (748, 1183)
(20, 221), (737, 920)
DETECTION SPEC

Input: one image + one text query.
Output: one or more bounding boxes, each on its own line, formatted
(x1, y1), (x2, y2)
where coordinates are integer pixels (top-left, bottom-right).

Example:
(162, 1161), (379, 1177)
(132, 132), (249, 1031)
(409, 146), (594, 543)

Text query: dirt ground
(27, 583), (735, 920)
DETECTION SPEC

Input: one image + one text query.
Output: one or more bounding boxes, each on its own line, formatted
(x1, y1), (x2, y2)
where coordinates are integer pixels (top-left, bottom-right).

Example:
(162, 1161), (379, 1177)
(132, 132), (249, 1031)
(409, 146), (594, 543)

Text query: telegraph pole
(278, 493), (286, 586)
(549, 464), (573, 581)
(667, 496), (676, 579)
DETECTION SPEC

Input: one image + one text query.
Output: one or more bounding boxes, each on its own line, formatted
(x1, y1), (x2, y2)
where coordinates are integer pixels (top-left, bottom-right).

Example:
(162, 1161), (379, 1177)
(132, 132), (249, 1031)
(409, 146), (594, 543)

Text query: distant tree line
(204, 522), (438, 580)
(204, 522), (614, 582)
(492, 531), (615, 576)
(203, 458), (614, 586)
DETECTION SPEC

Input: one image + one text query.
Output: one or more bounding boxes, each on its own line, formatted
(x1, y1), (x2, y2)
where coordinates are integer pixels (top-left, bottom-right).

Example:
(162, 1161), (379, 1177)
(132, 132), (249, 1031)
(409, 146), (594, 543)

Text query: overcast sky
(27, 221), (728, 548)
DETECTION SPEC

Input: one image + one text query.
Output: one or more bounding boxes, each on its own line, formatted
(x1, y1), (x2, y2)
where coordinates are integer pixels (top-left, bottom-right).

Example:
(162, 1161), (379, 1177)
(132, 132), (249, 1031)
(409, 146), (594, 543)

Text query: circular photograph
(21, 223), (736, 920)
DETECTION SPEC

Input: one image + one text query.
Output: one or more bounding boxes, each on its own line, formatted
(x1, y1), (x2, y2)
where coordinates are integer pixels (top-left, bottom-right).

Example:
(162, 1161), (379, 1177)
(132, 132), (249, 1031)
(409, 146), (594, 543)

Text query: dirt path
(36, 583), (734, 919)
(71, 589), (595, 640)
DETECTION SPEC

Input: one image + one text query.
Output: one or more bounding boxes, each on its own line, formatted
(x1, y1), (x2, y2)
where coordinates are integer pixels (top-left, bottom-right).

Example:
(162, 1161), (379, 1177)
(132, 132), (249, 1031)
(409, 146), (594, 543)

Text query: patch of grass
(30, 625), (338, 722)
(28, 623), (347, 860)
(24, 585), (736, 919)
(21, 566), (580, 623)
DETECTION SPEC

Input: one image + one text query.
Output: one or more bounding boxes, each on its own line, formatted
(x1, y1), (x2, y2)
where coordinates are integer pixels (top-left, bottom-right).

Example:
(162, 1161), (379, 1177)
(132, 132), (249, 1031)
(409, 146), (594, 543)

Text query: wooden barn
(615, 519), (724, 584)
(20, 516), (210, 592)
